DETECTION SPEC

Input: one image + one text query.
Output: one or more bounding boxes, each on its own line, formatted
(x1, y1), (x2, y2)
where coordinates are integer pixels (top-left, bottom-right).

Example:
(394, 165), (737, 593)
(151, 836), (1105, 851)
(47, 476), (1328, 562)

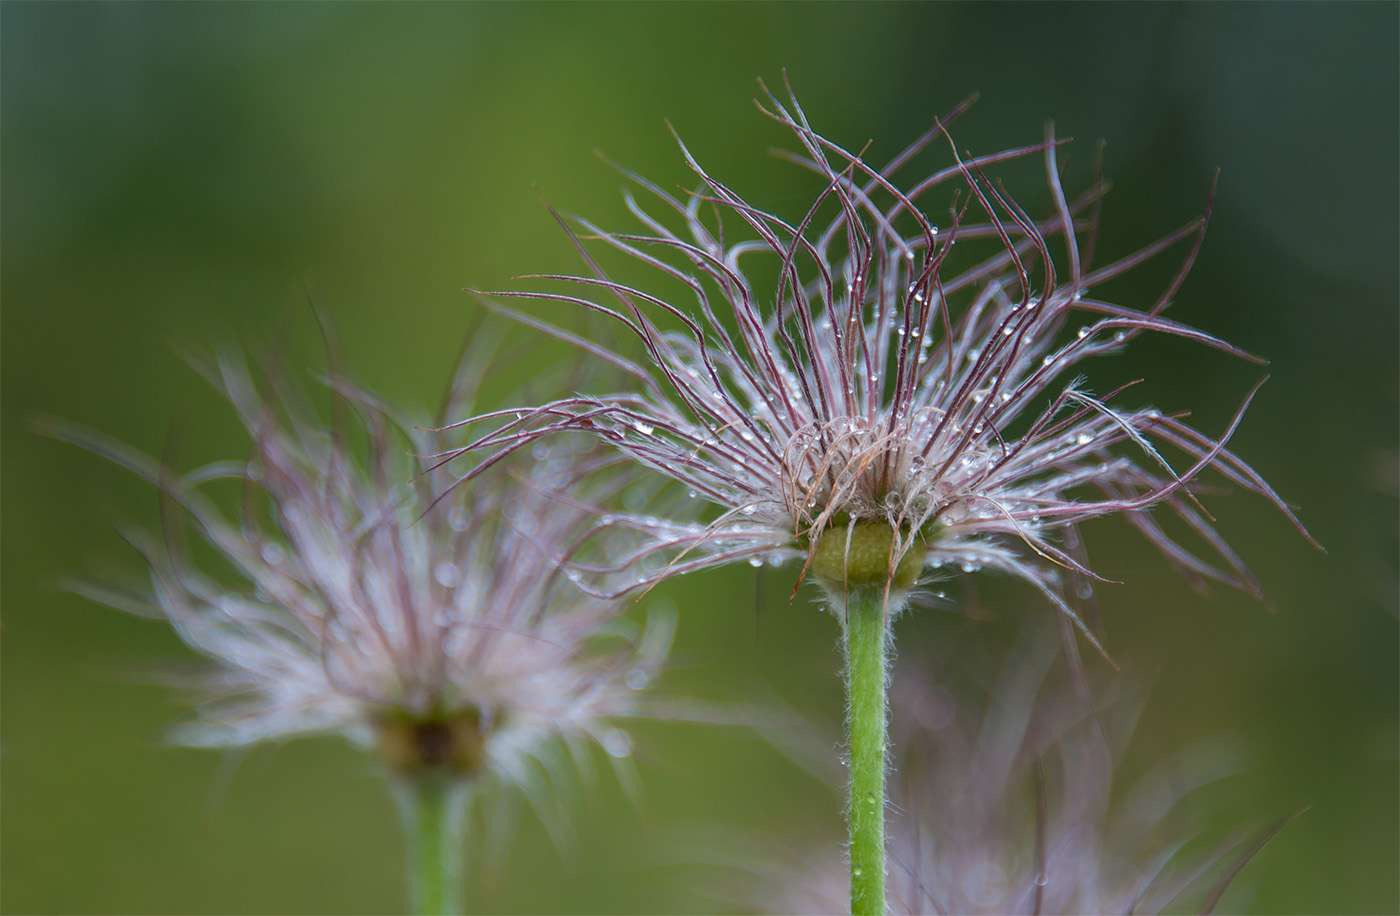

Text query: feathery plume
(738, 630), (1296, 915)
(445, 79), (1317, 631)
(44, 336), (670, 864)
(439, 78), (1318, 915)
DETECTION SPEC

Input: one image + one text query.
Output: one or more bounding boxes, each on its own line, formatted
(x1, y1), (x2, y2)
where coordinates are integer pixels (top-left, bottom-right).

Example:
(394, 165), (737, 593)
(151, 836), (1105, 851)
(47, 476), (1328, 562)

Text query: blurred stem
(844, 589), (891, 916)
(392, 771), (468, 915)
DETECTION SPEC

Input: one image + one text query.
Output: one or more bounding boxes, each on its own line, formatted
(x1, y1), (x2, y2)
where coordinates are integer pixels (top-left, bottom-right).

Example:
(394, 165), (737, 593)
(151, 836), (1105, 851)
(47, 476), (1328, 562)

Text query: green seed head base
(808, 517), (927, 594)
(376, 707), (491, 776)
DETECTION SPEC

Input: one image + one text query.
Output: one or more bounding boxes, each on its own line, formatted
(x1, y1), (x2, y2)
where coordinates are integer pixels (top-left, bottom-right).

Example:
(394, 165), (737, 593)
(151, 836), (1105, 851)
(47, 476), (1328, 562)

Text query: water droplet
(631, 420), (655, 436)
(961, 562), (980, 573)
(1076, 433), (1093, 445)
(740, 505), (757, 516)
(377, 604), (403, 634)
(625, 669), (649, 690)
(434, 562), (461, 588)
(245, 462), (264, 481)
(747, 557), (763, 567)
(1077, 582), (1094, 599)
(852, 867), (863, 878)
(261, 543), (285, 565)
(1035, 872), (1049, 887)
(1077, 326), (1091, 339)
(603, 729), (632, 758)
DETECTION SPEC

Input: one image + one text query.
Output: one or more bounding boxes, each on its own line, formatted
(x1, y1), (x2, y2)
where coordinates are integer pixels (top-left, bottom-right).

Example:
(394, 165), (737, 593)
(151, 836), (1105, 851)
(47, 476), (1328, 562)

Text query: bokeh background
(3, 3), (1396, 914)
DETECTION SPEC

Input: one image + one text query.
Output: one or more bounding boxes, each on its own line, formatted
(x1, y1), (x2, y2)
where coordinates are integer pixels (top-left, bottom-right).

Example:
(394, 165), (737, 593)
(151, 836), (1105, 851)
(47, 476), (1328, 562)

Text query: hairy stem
(392, 771), (468, 915)
(844, 588), (892, 916)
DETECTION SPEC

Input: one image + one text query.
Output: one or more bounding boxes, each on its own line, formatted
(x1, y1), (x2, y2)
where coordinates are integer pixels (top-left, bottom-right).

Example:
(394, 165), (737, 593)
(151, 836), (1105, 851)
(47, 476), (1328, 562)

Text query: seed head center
(809, 517), (926, 591)
(375, 707), (491, 776)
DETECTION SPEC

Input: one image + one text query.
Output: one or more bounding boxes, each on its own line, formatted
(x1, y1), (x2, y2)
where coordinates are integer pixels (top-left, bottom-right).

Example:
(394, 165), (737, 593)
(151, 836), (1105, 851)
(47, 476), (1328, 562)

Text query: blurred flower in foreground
(43, 337), (671, 913)
(736, 631), (1297, 916)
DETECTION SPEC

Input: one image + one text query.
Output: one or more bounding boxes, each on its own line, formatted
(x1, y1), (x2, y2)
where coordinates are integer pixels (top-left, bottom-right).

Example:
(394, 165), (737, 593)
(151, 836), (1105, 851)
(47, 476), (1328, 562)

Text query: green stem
(844, 588), (891, 916)
(392, 771), (468, 915)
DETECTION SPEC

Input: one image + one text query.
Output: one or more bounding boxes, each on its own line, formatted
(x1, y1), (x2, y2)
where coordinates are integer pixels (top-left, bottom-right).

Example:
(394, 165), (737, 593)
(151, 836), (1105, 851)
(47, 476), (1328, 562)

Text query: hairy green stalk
(844, 588), (892, 916)
(392, 772), (468, 915)
(811, 518), (916, 915)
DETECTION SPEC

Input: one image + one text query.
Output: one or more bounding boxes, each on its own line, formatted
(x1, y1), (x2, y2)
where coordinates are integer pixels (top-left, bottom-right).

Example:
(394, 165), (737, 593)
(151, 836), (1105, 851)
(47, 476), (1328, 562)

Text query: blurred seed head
(48, 338), (670, 802)
(450, 78), (1317, 637)
(732, 629), (1287, 915)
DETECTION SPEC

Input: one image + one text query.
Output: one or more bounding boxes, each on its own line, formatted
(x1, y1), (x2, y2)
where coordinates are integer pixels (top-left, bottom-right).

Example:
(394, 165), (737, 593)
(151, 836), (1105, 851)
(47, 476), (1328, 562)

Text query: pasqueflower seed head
(738, 633), (1295, 914)
(449, 80), (1317, 639)
(50, 343), (670, 792)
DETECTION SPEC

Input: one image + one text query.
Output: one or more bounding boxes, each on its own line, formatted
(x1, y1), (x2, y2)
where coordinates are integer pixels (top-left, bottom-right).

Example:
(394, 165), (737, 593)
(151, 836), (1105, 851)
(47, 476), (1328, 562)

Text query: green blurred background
(3, 3), (1396, 914)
